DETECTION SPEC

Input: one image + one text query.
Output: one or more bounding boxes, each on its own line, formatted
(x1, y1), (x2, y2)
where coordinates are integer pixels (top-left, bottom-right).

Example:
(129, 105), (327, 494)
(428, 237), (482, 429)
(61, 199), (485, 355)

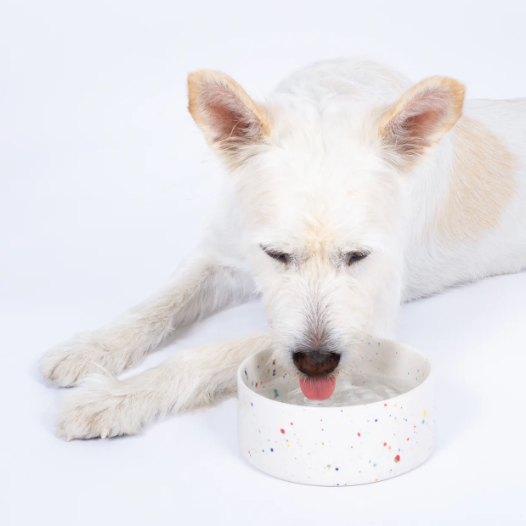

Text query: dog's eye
(346, 251), (369, 265)
(262, 247), (290, 264)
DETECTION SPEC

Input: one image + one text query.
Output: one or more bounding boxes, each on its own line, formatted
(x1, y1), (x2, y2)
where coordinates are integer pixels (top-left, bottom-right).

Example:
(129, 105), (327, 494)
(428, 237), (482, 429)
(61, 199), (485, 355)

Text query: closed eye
(261, 246), (291, 264)
(345, 251), (370, 265)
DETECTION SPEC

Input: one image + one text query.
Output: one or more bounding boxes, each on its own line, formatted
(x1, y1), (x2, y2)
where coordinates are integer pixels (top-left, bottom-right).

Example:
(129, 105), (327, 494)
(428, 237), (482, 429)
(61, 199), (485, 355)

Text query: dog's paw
(40, 332), (133, 387)
(56, 375), (142, 440)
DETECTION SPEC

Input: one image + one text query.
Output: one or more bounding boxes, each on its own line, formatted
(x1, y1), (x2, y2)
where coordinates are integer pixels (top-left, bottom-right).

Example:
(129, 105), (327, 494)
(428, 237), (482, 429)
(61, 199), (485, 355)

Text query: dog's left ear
(378, 76), (465, 170)
(188, 70), (271, 165)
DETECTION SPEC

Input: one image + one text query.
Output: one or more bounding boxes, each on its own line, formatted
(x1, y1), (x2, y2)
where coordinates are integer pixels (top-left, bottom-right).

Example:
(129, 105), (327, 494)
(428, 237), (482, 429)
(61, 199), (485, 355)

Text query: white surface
(2, 0), (526, 524)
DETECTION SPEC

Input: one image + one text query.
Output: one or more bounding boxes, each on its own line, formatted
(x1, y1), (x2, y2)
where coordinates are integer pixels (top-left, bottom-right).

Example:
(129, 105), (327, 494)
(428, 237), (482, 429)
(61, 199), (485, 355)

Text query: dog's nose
(293, 351), (340, 376)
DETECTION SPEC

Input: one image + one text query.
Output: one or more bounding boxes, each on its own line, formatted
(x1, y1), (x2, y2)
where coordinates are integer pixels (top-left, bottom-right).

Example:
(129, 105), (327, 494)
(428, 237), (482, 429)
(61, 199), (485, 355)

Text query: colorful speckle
(357, 433), (361, 437)
(424, 410), (427, 417)
(273, 389), (279, 398)
(270, 448), (274, 452)
(383, 443), (387, 446)
(280, 429), (285, 434)
(394, 455), (400, 463)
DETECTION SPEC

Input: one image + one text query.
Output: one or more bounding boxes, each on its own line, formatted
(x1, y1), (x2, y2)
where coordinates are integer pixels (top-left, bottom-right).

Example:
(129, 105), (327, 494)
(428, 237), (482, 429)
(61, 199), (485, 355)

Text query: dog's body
(40, 59), (526, 439)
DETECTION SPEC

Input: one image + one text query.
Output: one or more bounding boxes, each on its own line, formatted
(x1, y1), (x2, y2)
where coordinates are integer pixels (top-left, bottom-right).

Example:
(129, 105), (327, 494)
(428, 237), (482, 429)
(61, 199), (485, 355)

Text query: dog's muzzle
(293, 350), (340, 377)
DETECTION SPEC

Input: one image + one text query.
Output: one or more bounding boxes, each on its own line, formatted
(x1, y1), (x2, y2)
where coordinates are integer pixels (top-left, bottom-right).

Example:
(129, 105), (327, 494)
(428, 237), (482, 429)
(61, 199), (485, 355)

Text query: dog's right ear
(187, 70), (271, 166)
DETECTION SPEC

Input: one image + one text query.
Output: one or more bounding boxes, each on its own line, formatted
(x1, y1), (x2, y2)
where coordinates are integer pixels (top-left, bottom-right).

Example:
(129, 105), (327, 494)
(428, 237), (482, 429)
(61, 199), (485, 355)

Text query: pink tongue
(299, 377), (336, 401)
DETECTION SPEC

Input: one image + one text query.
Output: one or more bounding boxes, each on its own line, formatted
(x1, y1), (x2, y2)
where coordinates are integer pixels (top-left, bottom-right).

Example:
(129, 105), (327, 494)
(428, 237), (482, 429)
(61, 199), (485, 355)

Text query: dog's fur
(40, 59), (526, 440)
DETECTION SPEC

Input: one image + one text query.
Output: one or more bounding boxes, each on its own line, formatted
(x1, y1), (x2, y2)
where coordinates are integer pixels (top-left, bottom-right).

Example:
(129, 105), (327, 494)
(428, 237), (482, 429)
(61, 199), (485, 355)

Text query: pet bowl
(237, 338), (434, 486)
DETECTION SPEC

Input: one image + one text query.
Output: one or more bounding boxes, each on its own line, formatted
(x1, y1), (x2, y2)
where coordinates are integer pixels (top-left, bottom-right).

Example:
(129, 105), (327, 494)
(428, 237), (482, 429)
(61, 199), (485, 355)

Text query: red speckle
(290, 423), (293, 425)
(407, 438), (409, 441)
(383, 443), (387, 446)
(384, 404), (387, 407)
(255, 382), (258, 387)
(394, 455), (400, 463)
(280, 429), (285, 434)
(357, 432), (361, 437)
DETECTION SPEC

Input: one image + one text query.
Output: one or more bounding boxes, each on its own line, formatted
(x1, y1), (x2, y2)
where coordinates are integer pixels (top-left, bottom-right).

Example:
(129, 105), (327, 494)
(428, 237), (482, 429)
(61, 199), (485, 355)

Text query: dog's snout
(293, 350), (340, 377)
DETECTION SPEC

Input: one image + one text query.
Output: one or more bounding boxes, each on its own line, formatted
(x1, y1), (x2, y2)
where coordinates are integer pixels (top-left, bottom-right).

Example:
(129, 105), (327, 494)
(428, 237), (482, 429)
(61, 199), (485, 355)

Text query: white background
(2, 1), (526, 524)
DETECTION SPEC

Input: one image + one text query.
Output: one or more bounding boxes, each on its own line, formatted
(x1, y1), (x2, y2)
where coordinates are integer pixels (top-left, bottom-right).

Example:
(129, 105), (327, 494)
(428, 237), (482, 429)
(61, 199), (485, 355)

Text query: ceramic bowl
(237, 338), (434, 486)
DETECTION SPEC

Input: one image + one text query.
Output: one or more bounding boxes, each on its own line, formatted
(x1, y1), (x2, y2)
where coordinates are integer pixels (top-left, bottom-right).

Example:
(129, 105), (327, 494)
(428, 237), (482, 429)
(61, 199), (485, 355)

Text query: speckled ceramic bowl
(237, 338), (434, 486)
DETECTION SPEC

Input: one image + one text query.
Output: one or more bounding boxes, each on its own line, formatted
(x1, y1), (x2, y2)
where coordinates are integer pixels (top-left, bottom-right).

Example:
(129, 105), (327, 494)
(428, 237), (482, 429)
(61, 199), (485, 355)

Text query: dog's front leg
(40, 255), (254, 386)
(55, 332), (271, 440)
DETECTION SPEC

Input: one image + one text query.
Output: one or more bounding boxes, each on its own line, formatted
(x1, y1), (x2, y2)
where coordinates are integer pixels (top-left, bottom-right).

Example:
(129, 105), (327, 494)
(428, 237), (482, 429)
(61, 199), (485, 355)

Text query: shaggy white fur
(40, 58), (526, 440)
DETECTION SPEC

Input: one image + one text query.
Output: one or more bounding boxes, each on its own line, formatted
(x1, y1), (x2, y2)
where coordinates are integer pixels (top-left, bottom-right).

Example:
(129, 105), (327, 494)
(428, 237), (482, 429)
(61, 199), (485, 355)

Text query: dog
(40, 58), (526, 439)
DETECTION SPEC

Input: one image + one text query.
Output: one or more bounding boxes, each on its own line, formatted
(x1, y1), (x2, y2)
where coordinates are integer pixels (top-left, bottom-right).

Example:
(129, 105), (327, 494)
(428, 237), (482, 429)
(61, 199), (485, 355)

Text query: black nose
(293, 351), (340, 377)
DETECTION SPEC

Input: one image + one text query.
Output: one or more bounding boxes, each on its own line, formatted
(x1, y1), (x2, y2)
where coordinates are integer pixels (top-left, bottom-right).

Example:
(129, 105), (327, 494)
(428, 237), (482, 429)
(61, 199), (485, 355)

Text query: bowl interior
(239, 338), (432, 407)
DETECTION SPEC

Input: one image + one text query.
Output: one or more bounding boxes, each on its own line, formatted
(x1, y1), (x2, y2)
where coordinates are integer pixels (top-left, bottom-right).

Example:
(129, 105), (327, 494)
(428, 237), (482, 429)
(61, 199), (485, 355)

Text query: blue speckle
(271, 448), (274, 452)
(335, 468), (339, 471)
(273, 389), (279, 398)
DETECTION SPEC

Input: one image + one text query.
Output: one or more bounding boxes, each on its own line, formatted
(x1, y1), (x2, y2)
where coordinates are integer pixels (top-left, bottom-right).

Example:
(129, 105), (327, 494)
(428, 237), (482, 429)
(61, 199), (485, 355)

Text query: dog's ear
(378, 76), (465, 170)
(188, 70), (271, 166)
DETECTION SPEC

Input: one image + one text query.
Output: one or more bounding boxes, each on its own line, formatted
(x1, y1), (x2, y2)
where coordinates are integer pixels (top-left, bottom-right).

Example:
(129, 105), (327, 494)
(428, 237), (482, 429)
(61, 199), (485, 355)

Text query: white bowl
(237, 338), (434, 486)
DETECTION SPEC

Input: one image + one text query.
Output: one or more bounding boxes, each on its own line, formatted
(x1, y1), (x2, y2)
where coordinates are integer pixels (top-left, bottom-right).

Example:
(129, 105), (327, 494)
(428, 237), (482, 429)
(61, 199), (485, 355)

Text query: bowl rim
(237, 337), (434, 412)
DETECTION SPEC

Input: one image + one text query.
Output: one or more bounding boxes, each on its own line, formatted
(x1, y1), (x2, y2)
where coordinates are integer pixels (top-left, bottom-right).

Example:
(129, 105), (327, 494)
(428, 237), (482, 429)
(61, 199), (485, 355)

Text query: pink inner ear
(202, 84), (261, 146)
(386, 88), (451, 156)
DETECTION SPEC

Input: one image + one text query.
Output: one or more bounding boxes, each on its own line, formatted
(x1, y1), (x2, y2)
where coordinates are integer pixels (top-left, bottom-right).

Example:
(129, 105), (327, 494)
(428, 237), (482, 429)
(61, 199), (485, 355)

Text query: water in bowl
(261, 373), (411, 407)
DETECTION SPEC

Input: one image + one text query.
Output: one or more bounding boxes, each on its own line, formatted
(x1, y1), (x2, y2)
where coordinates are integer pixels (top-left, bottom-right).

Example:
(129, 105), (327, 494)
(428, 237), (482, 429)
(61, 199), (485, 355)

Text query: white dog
(40, 59), (526, 439)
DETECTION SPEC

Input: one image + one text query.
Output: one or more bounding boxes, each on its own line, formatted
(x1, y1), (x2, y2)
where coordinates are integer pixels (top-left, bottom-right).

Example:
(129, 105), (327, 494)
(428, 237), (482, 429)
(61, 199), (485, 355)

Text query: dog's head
(188, 66), (464, 399)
